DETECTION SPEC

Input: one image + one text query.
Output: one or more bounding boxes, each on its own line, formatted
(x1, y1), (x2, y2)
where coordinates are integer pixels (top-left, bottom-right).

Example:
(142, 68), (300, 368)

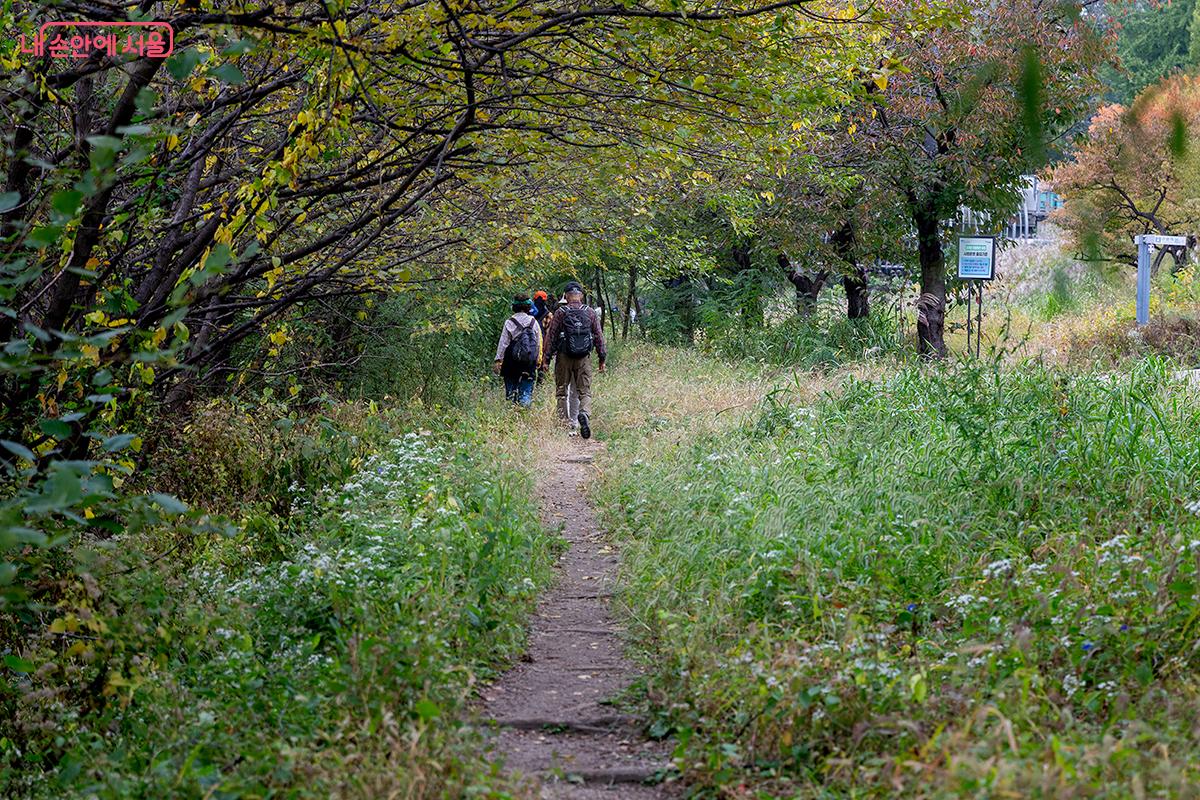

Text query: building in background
(959, 175), (1062, 241)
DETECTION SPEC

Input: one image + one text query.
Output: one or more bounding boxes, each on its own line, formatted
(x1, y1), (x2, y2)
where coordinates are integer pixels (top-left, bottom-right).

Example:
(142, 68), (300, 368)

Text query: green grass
(2, 400), (554, 798)
(596, 349), (1200, 797)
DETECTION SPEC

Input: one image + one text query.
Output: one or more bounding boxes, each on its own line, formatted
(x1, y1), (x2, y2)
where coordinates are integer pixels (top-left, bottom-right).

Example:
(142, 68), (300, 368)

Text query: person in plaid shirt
(542, 282), (606, 439)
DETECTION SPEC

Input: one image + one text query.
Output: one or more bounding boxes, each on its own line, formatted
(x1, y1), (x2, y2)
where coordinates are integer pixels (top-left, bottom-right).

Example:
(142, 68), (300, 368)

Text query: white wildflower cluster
(982, 558), (1013, 579)
(947, 593), (986, 614)
(335, 432), (443, 506)
(1062, 673), (1082, 698)
(1185, 499), (1200, 516)
(190, 431), (460, 680)
(851, 656), (902, 681)
(1097, 534), (1144, 569)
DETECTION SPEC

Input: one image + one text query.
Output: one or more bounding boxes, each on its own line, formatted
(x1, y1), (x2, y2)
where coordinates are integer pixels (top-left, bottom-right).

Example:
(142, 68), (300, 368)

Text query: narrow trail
(482, 437), (673, 799)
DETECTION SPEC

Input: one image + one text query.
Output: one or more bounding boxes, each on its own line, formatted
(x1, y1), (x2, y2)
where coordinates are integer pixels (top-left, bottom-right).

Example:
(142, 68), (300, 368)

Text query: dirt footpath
(481, 438), (673, 799)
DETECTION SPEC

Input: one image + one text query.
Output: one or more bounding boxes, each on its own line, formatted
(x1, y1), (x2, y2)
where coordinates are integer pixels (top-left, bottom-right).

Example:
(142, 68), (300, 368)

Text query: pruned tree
(854, 0), (1109, 356)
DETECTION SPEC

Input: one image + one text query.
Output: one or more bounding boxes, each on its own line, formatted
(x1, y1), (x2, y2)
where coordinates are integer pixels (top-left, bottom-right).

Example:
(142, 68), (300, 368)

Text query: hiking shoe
(578, 412), (591, 440)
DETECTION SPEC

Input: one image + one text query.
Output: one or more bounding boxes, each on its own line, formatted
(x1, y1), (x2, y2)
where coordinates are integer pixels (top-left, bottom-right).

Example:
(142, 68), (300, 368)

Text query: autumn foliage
(1050, 72), (1200, 267)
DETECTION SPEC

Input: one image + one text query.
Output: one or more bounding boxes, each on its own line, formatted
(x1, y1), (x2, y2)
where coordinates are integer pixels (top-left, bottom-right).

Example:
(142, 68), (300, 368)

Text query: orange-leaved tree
(1050, 72), (1200, 271)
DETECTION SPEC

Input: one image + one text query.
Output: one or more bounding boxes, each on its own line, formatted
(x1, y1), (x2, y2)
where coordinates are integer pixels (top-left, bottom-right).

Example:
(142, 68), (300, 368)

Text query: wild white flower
(982, 559), (1013, 579)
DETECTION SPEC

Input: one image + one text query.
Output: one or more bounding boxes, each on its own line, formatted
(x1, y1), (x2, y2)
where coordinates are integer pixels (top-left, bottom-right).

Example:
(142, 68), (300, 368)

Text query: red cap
(533, 290), (549, 301)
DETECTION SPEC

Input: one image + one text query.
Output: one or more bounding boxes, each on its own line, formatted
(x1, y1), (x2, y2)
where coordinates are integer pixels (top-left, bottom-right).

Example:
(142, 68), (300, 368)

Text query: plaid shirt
(543, 303), (606, 364)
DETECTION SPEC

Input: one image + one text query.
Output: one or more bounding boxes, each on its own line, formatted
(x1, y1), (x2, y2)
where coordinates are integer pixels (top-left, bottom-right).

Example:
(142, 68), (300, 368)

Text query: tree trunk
(41, 58), (165, 334)
(829, 222), (868, 320)
(913, 201), (947, 357)
(622, 263), (637, 339)
(843, 269), (870, 319)
(778, 253), (827, 318)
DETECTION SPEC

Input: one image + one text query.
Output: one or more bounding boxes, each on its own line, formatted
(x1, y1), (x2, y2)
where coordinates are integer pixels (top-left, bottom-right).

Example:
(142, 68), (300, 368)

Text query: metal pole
(965, 282), (972, 356)
(1136, 235), (1150, 326)
(976, 281), (983, 358)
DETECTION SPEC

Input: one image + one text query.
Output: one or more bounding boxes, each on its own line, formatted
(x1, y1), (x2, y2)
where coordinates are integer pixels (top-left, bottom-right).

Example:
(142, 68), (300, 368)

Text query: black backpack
(505, 317), (540, 369)
(560, 306), (594, 358)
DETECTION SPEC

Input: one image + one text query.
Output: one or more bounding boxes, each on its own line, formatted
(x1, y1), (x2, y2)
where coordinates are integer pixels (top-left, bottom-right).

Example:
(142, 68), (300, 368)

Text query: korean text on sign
(18, 21), (174, 59)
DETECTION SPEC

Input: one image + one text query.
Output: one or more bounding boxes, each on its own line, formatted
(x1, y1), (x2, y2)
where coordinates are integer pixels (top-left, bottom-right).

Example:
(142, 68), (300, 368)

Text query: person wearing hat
(529, 290), (553, 385)
(493, 294), (543, 409)
(542, 281), (606, 439)
(531, 290), (552, 326)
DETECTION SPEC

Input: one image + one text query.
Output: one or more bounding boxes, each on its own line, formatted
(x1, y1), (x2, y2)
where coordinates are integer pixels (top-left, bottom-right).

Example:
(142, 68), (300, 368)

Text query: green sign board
(958, 236), (996, 280)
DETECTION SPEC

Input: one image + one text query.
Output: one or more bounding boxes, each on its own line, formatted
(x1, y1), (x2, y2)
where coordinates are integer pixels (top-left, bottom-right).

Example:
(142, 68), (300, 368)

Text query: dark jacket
(544, 303), (606, 364)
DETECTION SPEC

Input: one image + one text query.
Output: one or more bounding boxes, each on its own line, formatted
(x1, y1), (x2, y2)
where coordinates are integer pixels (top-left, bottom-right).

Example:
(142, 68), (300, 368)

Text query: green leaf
(134, 87), (158, 115)
(204, 244), (232, 272)
(25, 467), (85, 513)
(102, 433), (137, 453)
(0, 441), (35, 463)
(25, 226), (62, 249)
(221, 38), (257, 57)
(38, 419), (73, 440)
(51, 190), (83, 218)
(0, 192), (20, 214)
(1169, 579), (1194, 599)
(86, 135), (123, 152)
(3, 655), (34, 674)
(167, 48), (202, 80)
(150, 493), (188, 515)
(414, 699), (441, 721)
(209, 64), (246, 85)
(0, 563), (16, 586)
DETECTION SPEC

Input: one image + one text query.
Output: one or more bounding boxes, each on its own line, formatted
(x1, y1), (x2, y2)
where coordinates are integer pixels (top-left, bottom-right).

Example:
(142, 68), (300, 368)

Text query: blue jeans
(504, 374), (535, 408)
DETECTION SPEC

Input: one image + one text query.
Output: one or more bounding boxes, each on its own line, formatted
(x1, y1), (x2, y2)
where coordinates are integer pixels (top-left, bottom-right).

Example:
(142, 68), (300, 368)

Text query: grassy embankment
(595, 341), (1200, 797)
(3, 393), (556, 799)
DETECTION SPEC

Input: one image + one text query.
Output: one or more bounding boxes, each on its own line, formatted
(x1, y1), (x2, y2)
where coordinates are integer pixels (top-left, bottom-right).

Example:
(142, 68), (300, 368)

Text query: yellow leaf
(874, 74), (888, 91)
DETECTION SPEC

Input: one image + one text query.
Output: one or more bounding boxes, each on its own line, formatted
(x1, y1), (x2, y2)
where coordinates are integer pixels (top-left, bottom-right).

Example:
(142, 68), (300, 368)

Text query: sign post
(958, 236), (995, 358)
(1135, 234), (1187, 326)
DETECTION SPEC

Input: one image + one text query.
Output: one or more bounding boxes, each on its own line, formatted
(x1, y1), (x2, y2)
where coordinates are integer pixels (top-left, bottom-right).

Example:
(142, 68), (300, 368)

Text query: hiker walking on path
(494, 294), (543, 409)
(553, 294), (580, 428)
(543, 282), (606, 439)
(531, 290), (553, 327)
(531, 290), (553, 386)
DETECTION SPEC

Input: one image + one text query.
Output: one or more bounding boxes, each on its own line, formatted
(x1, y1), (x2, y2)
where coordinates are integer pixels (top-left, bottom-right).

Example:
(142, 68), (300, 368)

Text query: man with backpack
(493, 294), (543, 409)
(542, 282), (606, 439)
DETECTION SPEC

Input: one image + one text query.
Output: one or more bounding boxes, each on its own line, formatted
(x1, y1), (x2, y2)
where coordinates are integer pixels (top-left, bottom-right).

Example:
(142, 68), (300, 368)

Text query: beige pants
(554, 355), (592, 418)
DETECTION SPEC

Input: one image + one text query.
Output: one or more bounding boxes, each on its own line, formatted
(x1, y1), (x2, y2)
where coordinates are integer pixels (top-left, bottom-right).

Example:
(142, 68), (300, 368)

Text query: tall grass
(702, 309), (905, 369)
(2, 399), (553, 798)
(597, 352), (1200, 797)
